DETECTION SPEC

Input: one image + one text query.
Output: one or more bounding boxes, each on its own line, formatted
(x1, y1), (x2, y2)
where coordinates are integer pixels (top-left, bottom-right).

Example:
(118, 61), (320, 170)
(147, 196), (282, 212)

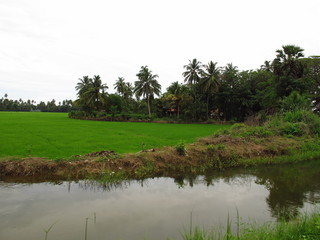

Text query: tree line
(74, 45), (320, 121)
(0, 95), (74, 112)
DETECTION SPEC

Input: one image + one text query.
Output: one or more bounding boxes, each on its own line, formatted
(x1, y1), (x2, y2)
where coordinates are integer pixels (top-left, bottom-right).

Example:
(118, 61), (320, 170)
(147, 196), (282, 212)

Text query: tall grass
(181, 211), (320, 240)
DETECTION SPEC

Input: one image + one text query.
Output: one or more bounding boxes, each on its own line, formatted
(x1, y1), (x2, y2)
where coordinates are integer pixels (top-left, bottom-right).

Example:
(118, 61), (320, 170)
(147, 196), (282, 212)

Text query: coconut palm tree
(165, 81), (191, 119)
(75, 76), (91, 97)
(134, 66), (161, 116)
(114, 77), (126, 97)
(182, 59), (203, 85)
(123, 82), (133, 102)
(200, 61), (221, 119)
(76, 75), (108, 111)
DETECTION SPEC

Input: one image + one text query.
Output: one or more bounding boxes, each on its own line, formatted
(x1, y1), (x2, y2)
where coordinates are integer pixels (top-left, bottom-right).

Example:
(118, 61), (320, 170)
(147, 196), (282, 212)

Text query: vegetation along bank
(1, 109), (320, 181)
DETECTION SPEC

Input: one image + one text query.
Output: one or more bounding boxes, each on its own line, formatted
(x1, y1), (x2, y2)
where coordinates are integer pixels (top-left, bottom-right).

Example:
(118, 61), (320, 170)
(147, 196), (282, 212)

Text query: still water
(0, 161), (319, 240)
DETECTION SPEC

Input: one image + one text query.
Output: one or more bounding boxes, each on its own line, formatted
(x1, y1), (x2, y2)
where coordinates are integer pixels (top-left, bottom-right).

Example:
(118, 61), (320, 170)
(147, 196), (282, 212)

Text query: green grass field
(0, 112), (230, 159)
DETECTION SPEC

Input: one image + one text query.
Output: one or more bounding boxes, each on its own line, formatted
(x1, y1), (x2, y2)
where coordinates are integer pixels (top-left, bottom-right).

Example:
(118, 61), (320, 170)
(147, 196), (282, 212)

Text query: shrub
(176, 141), (186, 156)
(280, 91), (311, 112)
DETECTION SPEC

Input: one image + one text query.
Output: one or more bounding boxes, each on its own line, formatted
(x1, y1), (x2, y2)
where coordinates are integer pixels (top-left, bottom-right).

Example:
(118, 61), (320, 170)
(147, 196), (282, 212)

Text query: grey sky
(1, 0), (319, 102)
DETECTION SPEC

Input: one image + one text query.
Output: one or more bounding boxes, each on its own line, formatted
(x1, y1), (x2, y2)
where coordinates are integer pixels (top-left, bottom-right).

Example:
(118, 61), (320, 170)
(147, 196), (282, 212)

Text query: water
(0, 161), (319, 240)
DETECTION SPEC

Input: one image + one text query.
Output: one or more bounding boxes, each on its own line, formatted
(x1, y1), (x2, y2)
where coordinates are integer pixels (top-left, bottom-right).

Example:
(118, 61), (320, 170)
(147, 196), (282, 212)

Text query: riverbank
(1, 109), (320, 181)
(1, 133), (319, 181)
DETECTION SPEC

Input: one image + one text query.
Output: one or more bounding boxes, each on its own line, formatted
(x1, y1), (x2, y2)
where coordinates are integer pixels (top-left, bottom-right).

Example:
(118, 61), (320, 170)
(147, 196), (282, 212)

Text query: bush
(222, 110), (320, 138)
(280, 91), (311, 112)
(176, 141), (186, 156)
(280, 122), (304, 136)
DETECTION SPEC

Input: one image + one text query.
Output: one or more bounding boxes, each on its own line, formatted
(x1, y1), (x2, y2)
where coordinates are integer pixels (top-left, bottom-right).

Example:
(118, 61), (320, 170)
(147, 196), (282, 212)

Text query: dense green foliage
(218, 109), (320, 138)
(71, 45), (320, 122)
(0, 112), (229, 159)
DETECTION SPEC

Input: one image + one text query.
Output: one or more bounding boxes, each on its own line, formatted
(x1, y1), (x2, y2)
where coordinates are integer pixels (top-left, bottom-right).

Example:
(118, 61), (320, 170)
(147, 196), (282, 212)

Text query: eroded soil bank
(1, 134), (319, 182)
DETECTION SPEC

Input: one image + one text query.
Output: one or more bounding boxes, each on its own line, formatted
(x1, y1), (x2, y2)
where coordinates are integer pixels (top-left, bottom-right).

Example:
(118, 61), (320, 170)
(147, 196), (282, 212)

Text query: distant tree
(134, 66), (161, 117)
(75, 75), (108, 111)
(105, 94), (124, 114)
(200, 61), (221, 119)
(273, 45), (304, 78)
(123, 82), (133, 100)
(163, 82), (192, 119)
(114, 77), (126, 97)
(182, 59), (203, 85)
(75, 76), (91, 97)
(272, 45), (309, 97)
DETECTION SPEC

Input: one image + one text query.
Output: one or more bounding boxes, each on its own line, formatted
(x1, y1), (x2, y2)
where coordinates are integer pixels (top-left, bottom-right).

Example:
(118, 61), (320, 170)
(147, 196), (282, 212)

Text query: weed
(207, 144), (225, 152)
(99, 170), (127, 183)
(134, 160), (155, 178)
(176, 141), (187, 156)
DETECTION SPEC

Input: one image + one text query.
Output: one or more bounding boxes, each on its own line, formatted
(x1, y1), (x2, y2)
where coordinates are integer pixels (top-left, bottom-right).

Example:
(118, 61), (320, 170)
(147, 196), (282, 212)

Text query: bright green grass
(0, 112), (230, 159)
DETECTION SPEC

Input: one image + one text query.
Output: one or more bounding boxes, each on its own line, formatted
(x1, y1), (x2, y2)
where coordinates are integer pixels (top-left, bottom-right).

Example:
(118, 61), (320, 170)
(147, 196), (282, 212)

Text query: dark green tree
(114, 77), (126, 97)
(182, 59), (203, 85)
(272, 45), (308, 97)
(134, 66), (161, 117)
(163, 82), (192, 119)
(75, 75), (108, 111)
(200, 61), (221, 119)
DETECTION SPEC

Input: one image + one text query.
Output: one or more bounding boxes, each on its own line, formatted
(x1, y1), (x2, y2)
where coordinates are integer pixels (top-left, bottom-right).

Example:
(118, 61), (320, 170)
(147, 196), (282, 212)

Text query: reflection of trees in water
(172, 161), (320, 221)
(76, 179), (152, 192)
(173, 170), (254, 188)
(77, 180), (133, 192)
(254, 161), (320, 220)
(2, 161), (318, 222)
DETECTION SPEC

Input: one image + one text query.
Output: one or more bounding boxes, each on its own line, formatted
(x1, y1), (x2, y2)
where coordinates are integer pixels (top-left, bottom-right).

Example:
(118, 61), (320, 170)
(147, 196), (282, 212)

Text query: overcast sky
(1, 0), (319, 103)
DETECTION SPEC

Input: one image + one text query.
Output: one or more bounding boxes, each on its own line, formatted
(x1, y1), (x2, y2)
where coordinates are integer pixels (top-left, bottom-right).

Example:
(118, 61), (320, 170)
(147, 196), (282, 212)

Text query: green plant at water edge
(134, 160), (155, 178)
(176, 141), (186, 156)
(179, 211), (320, 240)
(99, 170), (127, 183)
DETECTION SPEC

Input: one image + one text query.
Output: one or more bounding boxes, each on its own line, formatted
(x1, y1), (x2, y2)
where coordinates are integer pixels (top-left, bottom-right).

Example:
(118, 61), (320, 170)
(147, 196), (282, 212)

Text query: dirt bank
(1, 134), (315, 182)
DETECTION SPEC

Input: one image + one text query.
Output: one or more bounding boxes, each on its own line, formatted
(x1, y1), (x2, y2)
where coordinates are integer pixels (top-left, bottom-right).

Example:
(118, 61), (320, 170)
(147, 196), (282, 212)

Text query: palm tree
(123, 82), (133, 102)
(75, 76), (91, 97)
(272, 45), (305, 97)
(114, 77), (126, 97)
(273, 45), (304, 78)
(182, 59), (203, 85)
(166, 81), (191, 119)
(76, 75), (108, 111)
(134, 66), (161, 116)
(200, 61), (221, 119)
(222, 63), (239, 88)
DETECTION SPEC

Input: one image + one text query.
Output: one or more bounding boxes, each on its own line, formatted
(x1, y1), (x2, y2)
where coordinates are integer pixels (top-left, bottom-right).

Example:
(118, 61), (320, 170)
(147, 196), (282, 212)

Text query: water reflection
(254, 161), (320, 220)
(170, 161), (320, 220)
(0, 161), (319, 240)
(70, 160), (320, 221)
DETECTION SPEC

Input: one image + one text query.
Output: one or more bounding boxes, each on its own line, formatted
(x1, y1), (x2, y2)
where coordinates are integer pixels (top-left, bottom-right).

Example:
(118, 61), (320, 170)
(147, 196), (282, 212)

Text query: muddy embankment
(1, 134), (316, 182)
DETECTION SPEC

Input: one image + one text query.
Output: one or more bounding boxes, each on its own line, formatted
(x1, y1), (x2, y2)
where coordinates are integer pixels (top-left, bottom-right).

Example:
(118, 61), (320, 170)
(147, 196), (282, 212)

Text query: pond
(0, 160), (319, 240)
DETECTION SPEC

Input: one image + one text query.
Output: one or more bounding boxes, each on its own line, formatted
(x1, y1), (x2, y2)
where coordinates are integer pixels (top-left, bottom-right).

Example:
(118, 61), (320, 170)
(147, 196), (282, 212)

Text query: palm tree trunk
(147, 96), (151, 117)
(177, 103), (180, 119)
(207, 95), (210, 120)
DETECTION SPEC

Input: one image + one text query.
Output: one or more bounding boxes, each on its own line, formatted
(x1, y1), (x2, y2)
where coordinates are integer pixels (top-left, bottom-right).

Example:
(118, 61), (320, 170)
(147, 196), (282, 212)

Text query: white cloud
(0, 0), (319, 102)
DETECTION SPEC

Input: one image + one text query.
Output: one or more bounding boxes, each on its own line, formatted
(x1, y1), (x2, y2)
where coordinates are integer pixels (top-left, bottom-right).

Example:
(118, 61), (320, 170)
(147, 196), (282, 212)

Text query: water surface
(0, 161), (319, 240)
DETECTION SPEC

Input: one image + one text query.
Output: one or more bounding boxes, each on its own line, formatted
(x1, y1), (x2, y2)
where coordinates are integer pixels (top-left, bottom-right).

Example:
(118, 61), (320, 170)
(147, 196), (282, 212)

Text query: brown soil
(0, 135), (302, 181)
